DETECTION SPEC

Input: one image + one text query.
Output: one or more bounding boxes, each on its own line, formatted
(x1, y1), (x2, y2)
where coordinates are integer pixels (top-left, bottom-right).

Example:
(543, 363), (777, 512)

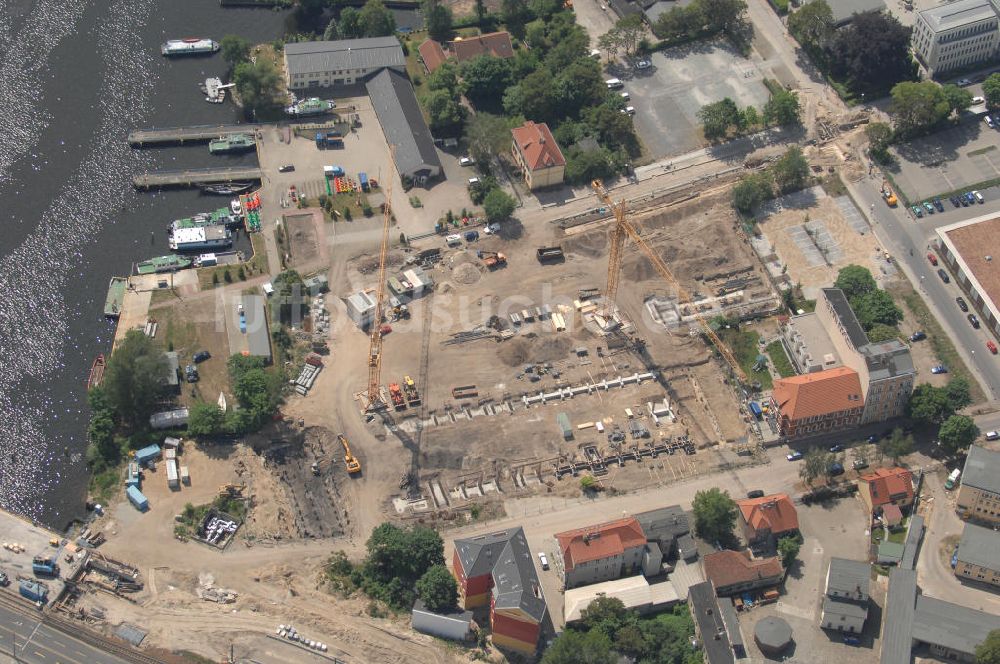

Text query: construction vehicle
(364, 149), (395, 410)
(477, 250), (507, 269)
(536, 246), (564, 263)
(338, 434), (361, 474)
(403, 375), (421, 406)
(389, 383), (406, 410)
(32, 556), (57, 576)
(218, 483), (246, 497)
(591, 180), (748, 384)
(452, 385), (479, 399)
(881, 180), (898, 206)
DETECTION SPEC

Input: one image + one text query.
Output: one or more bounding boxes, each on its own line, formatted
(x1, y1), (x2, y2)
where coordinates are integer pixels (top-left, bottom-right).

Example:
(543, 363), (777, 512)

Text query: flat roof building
(956, 444), (1000, 525)
(284, 37), (405, 89)
(163, 351), (180, 392)
(913, 0), (1000, 77)
(227, 295), (271, 363)
(563, 575), (679, 623)
(826, 0), (887, 26)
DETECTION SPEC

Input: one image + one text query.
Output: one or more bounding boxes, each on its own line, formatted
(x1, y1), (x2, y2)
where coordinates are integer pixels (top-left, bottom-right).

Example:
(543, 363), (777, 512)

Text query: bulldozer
(338, 434), (362, 474)
(218, 482), (246, 497)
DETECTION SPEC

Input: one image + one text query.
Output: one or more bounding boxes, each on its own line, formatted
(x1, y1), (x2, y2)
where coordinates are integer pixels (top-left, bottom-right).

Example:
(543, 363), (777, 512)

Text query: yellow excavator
(338, 434), (362, 474)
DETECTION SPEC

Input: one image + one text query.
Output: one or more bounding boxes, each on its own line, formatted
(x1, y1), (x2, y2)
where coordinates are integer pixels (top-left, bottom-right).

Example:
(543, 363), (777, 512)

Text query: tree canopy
(772, 146), (810, 193)
(763, 89), (802, 127)
(835, 264), (877, 300)
(829, 11), (915, 95)
(103, 330), (168, 430)
(851, 289), (902, 330)
(362, 523), (445, 608)
(461, 55), (513, 113)
(778, 535), (801, 568)
(732, 171), (774, 213)
(890, 81), (952, 137)
(234, 58), (283, 119)
(483, 188), (516, 221)
(424, 0), (453, 41)
(984, 74), (1000, 111)
(220, 35), (252, 68)
(907, 379), (969, 424)
(698, 97), (741, 141)
(938, 414), (979, 454)
(788, 0), (833, 51)
(879, 428), (913, 463)
(415, 564), (458, 613)
(187, 401), (225, 438)
(692, 488), (737, 544)
(977, 629), (1000, 664)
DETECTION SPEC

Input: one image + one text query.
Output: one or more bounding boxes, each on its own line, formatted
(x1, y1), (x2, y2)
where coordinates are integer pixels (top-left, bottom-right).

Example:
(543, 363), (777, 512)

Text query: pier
(128, 124), (264, 146)
(132, 167), (263, 189)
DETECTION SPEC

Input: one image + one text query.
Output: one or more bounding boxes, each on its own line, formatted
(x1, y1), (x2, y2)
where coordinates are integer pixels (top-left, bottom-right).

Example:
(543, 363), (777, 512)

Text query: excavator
(338, 434), (362, 474)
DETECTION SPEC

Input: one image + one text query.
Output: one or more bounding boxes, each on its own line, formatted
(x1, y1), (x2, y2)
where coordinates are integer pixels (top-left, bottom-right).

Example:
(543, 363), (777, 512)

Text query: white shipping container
(166, 459), (179, 487)
(180, 466), (190, 485)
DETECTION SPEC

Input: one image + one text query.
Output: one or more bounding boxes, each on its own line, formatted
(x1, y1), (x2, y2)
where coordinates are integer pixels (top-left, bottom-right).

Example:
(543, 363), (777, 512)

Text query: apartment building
(954, 523), (1000, 588)
(857, 467), (915, 517)
(511, 121), (566, 190)
(820, 558), (871, 634)
(957, 445), (1000, 525)
(770, 367), (865, 439)
(555, 517), (650, 589)
(912, 0), (1000, 77)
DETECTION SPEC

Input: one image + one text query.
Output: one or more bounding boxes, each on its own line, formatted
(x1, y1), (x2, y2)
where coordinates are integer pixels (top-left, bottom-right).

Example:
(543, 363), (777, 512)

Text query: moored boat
(87, 354), (106, 391)
(136, 255), (193, 275)
(198, 182), (254, 195)
(285, 97), (335, 117)
(161, 38), (219, 57)
(104, 276), (127, 318)
(208, 133), (256, 154)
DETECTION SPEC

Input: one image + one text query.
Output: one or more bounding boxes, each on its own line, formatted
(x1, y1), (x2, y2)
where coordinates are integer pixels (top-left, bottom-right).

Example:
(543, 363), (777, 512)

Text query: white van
(605, 78), (623, 89)
(262, 282), (274, 296)
(446, 234), (462, 247)
(537, 552), (549, 570)
(986, 430), (999, 441)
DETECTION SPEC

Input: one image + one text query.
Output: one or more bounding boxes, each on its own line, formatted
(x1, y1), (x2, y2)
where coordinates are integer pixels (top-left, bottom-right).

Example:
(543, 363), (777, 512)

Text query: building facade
(283, 37), (405, 89)
(957, 445), (1000, 525)
(511, 121), (566, 190)
(912, 0), (1000, 77)
(555, 517), (648, 589)
(770, 367), (865, 439)
(736, 494), (799, 547)
(820, 558), (870, 634)
(954, 523), (1000, 587)
(857, 467), (915, 516)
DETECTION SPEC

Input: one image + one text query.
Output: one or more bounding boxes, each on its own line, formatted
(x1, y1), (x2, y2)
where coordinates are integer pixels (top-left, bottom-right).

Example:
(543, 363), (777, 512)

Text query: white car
(459, 156), (475, 166)
(537, 552), (549, 570)
(589, 49), (601, 59)
(957, 78), (973, 86)
(986, 115), (995, 128)
(634, 59), (652, 70)
(446, 234), (463, 246)
(973, 96), (986, 105)
(468, 177), (480, 186)
(621, 106), (636, 115)
(620, 91), (630, 101)
(483, 222), (500, 235)
(605, 78), (623, 89)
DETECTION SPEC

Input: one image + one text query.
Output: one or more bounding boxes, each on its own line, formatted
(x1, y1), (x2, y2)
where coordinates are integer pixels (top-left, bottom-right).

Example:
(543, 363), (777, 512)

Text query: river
(0, 0), (289, 529)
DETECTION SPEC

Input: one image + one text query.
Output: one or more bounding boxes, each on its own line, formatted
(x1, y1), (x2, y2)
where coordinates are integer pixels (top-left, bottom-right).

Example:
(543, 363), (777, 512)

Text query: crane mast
(365, 174), (393, 410)
(591, 180), (748, 384)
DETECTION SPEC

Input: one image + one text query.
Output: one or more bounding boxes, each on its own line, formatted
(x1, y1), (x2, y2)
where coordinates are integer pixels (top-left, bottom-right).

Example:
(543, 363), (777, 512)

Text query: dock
(128, 124), (264, 146)
(132, 167), (263, 189)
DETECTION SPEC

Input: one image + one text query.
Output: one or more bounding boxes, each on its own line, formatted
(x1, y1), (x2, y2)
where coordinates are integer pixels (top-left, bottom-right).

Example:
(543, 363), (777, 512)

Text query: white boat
(161, 38), (219, 57)
(202, 77), (226, 103)
(218, 392), (227, 412)
(230, 198), (242, 216)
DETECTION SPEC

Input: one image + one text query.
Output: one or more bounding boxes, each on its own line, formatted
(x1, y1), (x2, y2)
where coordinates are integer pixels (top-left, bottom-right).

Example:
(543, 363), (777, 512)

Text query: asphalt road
(0, 601), (132, 664)
(848, 176), (1000, 400)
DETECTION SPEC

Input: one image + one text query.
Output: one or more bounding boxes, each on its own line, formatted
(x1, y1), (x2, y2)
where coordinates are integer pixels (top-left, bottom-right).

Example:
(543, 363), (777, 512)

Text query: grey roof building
(961, 444), (1000, 494)
(233, 295), (272, 363)
(284, 37), (405, 89)
(879, 568), (917, 664)
(163, 351), (180, 391)
(899, 514), (924, 570)
(688, 581), (736, 664)
(913, 595), (997, 660)
(955, 522), (1000, 571)
(825, 0), (887, 26)
(365, 68), (443, 185)
(821, 558), (871, 633)
(634, 505), (697, 561)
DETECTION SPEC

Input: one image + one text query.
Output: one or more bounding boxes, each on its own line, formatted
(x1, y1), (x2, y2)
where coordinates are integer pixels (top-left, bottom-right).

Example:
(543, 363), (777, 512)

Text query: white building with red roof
(511, 121), (566, 191)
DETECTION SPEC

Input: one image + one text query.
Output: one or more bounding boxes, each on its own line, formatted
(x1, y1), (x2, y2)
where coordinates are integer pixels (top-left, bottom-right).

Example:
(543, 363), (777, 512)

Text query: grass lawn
(719, 327), (773, 389)
(766, 340), (796, 377)
(322, 190), (373, 222)
(893, 284), (986, 404)
(197, 234), (269, 290)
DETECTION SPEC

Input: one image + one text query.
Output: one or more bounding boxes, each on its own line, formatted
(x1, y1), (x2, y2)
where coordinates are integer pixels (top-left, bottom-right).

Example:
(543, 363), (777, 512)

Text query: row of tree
(698, 88), (801, 142)
(833, 265), (902, 339)
(731, 146), (811, 213)
(652, 0), (748, 45)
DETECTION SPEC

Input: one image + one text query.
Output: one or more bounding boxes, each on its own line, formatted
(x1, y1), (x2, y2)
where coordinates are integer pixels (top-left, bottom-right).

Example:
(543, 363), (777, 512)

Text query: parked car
(974, 190), (984, 203)
(986, 115), (995, 128)
(911, 205), (923, 218)
(605, 78), (623, 89)
(483, 222), (500, 235)
(853, 459), (869, 471)
(459, 156), (475, 167)
(786, 451), (803, 461)
(634, 59), (652, 70)
(968, 313), (981, 328)
(973, 96), (986, 105)
(467, 177), (480, 186)
(537, 552), (549, 570)
(927, 252), (938, 265)
(956, 78), (973, 86)
(923, 201), (935, 215)
(957, 296), (969, 312)
(278, 164), (295, 173)
(986, 430), (1000, 441)
(0, 570), (8, 586)
(844, 636), (862, 646)
(184, 364), (199, 383)
(933, 197), (944, 212)
(446, 234), (462, 247)
(931, 365), (948, 374)
(621, 106), (636, 115)
(965, 192), (976, 205)
(193, 350), (211, 363)
(960, 194), (970, 207)
(620, 91), (631, 101)
(938, 268), (950, 283)
(989, 340), (998, 354)
(747, 489), (765, 498)
(910, 331), (926, 341)
(950, 195), (961, 207)
(464, 230), (479, 242)
(830, 444), (845, 452)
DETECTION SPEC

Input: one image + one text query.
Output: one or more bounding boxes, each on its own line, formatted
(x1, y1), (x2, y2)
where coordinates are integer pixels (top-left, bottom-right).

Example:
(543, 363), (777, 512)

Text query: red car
(927, 252), (938, 266)
(988, 340), (998, 355)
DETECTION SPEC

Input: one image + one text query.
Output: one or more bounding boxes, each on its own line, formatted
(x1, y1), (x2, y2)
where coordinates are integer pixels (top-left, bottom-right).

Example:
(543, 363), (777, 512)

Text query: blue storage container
(127, 485), (149, 512)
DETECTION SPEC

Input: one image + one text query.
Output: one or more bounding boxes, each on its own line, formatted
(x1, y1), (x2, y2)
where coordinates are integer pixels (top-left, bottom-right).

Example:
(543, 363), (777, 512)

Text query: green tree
(866, 323), (899, 343)
(907, 384), (955, 424)
(788, 0), (833, 50)
(103, 330), (168, 430)
(946, 377), (972, 411)
(583, 103), (640, 154)
(323, 17), (340, 40)
(427, 60), (460, 93)
(984, 74), (1000, 111)
(700, 0), (748, 34)
(834, 264), (877, 300)
(880, 427), (914, 462)
(424, 0), (453, 41)
(692, 487), (738, 544)
(220, 35), (252, 67)
(977, 629), (1000, 664)
(866, 122), (894, 163)
(938, 414), (979, 454)
(890, 80), (951, 137)
(742, 105), (761, 128)
(942, 83), (973, 114)
(272, 270), (307, 326)
(763, 89), (801, 126)
(359, 0), (396, 37)
(483, 188), (516, 221)
(777, 535), (801, 568)
(461, 55), (513, 113)
(415, 565), (458, 612)
(464, 113), (511, 164)
(502, 0), (532, 40)
(475, 0), (487, 24)
(233, 58), (283, 119)
(564, 148), (617, 184)
(851, 289), (902, 330)
(698, 97), (741, 141)
(541, 629), (616, 664)
(800, 448), (829, 486)
(510, 68), (558, 121)
(597, 30), (621, 60)
(187, 401), (225, 438)
(338, 7), (364, 37)
(732, 171), (774, 213)
(830, 11), (915, 95)
(581, 597), (633, 639)
(86, 387), (119, 470)
(424, 89), (466, 136)
(772, 146), (810, 193)
(613, 14), (646, 57)
(580, 474), (598, 491)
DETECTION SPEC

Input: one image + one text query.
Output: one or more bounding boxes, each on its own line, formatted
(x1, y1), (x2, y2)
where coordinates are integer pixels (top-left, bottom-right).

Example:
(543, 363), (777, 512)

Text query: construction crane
(590, 180), (748, 384)
(364, 155), (394, 411)
(338, 434), (362, 474)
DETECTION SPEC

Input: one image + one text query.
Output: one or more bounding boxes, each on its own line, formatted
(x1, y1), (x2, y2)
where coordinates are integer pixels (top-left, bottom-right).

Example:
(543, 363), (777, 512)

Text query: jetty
(133, 167), (263, 189)
(128, 124), (264, 146)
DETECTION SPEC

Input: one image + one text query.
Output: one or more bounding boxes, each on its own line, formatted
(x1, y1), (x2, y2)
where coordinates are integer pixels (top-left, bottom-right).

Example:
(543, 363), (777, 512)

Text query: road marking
(34, 650), (45, 658)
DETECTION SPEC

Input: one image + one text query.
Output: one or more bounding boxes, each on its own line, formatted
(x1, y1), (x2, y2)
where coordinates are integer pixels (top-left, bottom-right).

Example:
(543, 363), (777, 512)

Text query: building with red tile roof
(737, 494), (799, 547)
(702, 550), (784, 597)
(417, 39), (448, 74)
(511, 121), (566, 190)
(770, 366), (864, 439)
(555, 517), (649, 588)
(857, 467), (914, 516)
(418, 31), (514, 74)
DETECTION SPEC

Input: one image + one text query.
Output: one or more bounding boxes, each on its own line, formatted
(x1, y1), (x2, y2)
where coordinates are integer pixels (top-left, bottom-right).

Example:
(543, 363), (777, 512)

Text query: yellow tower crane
(364, 156), (395, 411)
(590, 179), (748, 384)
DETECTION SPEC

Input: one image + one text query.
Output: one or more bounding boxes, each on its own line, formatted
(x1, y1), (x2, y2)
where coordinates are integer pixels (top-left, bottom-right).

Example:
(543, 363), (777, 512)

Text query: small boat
(209, 133), (256, 154)
(230, 198), (242, 216)
(201, 77), (227, 103)
(104, 276), (127, 318)
(161, 38), (219, 57)
(87, 354), (106, 391)
(285, 97), (335, 117)
(198, 182), (254, 195)
(136, 255), (193, 275)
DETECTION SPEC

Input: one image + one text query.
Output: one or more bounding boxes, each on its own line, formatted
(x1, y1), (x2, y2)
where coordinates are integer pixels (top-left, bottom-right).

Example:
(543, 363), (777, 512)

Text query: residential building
(418, 31), (515, 74)
(411, 599), (473, 641)
(555, 517), (649, 588)
(634, 504), (697, 562)
(452, 527), (547, 654)
(736, 493), (799, 548)
(912, 0), (1000, 77)
(820, 558), (870, 634)
(283, 37), (405, 89)
(701, 550), (783, 597)
(857, 467), (914, 517)
(882, 503), (904, 528)
(511, 121), (566, 190)
(688, 581), (737, 664)
(817, 288), (916, 424)
(563, 576), (679, 623)
(770, 367), (864, 439)
(365, 68), (443, 185)
(957, 444), (1000, 525)
(827, 0), (887, 26)
(954, 522), (1000, 587)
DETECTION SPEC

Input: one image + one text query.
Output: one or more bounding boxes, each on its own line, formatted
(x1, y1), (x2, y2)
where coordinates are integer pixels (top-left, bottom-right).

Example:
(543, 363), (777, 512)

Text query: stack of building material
(294, 354), (324, 395)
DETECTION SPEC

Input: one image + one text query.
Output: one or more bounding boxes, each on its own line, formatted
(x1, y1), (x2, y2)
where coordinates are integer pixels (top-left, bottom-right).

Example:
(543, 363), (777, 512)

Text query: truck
(748, 401), (763, 419)
(359, 172), (370, 192)
(32, 556), (57, 576)
(452, 385), (479, 399)
(536, 246), (564, 263)
(403, 375), (421, 406)
(323, 165), (345, 178)
(315, 132), (325, 148)
(478, 251), (507, 269)
(19, 579), (48, 604)
(945, 468), (961, 490)
(881, 180), (898, 206)
(389, 383), (406, 410)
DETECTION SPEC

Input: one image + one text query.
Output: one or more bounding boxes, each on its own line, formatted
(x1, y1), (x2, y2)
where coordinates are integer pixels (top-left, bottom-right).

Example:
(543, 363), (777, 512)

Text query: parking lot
(887, 117), (1000, 204)
(617, 37), (771, 158)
